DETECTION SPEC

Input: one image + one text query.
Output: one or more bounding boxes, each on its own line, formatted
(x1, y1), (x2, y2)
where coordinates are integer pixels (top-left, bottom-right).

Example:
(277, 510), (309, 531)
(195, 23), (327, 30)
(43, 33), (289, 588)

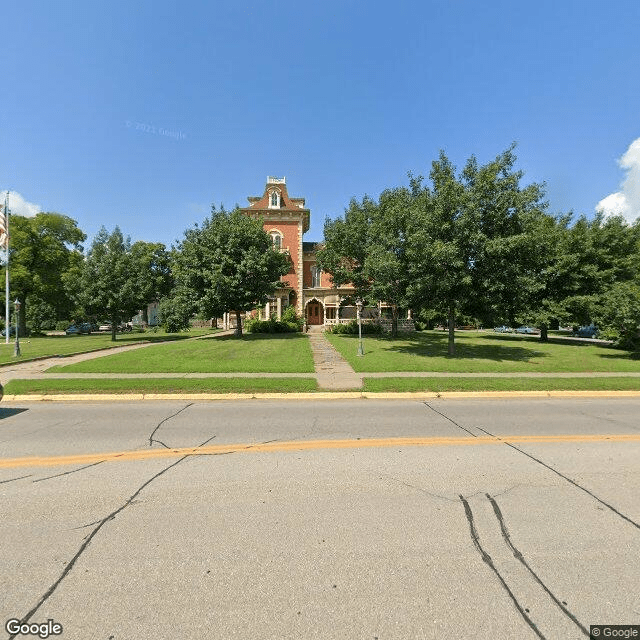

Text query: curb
(4, 390), (640, 403)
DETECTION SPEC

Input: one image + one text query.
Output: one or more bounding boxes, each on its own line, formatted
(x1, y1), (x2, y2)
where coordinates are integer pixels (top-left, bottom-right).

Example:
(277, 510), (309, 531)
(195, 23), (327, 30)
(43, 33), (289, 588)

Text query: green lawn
(47, 333), (315, 373)
(325, 330), (640, 373)
(0, 329), (217, 365)
(363, 376), (640, 393)
(4, 377), (318, 395)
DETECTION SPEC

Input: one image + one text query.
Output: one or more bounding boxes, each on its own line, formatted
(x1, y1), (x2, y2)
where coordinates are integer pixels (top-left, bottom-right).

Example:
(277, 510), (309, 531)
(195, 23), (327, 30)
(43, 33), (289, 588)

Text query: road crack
(0, 474), (32, 484)
(486, 493), (589, 637)
(148, 402), (194, 448)
(423, 402), (479, 437)
(33, 460), (106, 483)
(10, 433), (216, 637)
(459, 495), (547, 639)
(474, 426), (640, 531)
(376, 473), (458, 503)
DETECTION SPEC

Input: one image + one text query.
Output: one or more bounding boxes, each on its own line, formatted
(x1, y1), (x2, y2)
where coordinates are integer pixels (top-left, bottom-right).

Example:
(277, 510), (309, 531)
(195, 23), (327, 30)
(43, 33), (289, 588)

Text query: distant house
(132, 301), (159, 327)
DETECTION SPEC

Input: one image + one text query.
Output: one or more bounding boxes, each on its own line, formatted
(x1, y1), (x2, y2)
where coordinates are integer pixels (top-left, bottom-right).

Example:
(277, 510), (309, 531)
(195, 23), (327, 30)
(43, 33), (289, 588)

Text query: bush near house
(245, 306), (303, 334)
(245, 318), (299, 333)
(328, 320), (383, 335)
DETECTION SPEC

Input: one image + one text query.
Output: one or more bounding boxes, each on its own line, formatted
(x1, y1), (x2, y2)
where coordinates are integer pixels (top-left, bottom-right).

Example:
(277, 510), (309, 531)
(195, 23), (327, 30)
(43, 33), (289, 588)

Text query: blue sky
(2, 0), (639, 248)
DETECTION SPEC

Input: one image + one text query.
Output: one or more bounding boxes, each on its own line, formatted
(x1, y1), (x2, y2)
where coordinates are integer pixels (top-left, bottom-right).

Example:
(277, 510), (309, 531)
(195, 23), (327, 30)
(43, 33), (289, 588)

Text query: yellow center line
(1, 434), (639, 470)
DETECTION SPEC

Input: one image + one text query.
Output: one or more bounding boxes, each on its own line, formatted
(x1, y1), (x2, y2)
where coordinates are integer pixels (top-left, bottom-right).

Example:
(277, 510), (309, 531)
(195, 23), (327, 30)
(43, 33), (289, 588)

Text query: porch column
(276, 296), (282, 320)
(407, 309), (412, 319)
(265, 301), (270, 318)
(336, 296), (340, 320)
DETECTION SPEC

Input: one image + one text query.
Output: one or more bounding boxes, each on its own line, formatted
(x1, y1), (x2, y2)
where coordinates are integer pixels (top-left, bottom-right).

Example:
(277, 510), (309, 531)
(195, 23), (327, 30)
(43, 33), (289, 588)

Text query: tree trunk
(234, 310), (242, 337)
(539, 323), (548, 342)
(111, 313), (117, 342)
(448, 304), (456, 357)
(391, 305), (398, 338)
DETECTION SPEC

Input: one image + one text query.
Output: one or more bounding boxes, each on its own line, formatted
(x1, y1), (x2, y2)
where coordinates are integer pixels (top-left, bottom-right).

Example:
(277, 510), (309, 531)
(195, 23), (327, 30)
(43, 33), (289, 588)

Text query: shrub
(56, 320), (71, 331)
(281, 306), (304, 330)
(245, 317), (299, 334)
(159, 295), (193, 333)
(329, 320), (383, 335)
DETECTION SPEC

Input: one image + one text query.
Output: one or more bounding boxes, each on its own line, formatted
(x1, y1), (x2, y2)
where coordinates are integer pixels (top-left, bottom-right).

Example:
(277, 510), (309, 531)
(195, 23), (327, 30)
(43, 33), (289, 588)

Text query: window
(269, 190), (280, 208)
(311, 266), (321, 288)
(270, 231), (283, 249)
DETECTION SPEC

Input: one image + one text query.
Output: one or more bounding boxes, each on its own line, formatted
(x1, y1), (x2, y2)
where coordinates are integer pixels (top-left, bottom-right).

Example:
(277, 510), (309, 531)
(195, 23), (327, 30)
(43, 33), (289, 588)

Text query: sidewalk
(307, 332), (363, 390)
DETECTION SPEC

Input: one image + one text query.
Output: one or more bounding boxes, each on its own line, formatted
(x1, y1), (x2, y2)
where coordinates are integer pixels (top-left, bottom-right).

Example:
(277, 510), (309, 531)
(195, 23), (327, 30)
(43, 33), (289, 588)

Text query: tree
(408, 146), (548, 354)
(592, 280), (640, 350)
(130, 241), (172, 324)
(171, 206), (290, 337)
(407, 152), (474, 356)
(78, 226), (154, 341)
(1, 213), (86, 334)
(317, 188), (415, 337)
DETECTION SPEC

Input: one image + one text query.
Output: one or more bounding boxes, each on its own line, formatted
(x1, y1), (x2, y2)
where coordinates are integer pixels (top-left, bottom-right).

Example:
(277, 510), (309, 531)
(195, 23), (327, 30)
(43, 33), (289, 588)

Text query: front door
(307, 302), (323, 325)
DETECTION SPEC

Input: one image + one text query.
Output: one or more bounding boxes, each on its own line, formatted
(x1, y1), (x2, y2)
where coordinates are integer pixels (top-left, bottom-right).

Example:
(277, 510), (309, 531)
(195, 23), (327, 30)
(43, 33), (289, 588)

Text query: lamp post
(14, 298), (21, 357)
(356, 299), (364, 356)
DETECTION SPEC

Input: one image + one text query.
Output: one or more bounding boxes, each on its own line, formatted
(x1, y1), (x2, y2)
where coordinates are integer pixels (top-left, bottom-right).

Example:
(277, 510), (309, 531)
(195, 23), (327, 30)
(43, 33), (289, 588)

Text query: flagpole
(4, 191), (9, 344)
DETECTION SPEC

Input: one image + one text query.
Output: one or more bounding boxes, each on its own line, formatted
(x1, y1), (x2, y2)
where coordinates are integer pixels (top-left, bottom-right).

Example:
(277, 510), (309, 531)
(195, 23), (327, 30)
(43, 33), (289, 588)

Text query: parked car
(98, 323), (112, 332)
(515, 326), (538, 335)
(493, 325), (512, 333)
(2, 325), (29, 338)
(65, 323), (92, 335)
(576, 324), (599, 338)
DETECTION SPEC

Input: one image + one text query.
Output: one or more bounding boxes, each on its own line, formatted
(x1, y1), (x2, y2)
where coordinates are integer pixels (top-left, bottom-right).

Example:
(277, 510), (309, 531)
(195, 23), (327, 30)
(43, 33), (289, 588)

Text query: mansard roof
(241, 176), (310, 233)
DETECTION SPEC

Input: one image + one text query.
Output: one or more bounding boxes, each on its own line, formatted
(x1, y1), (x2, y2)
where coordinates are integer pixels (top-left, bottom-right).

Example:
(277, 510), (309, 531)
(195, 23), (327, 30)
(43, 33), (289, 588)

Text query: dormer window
(269, 190), (280, 208)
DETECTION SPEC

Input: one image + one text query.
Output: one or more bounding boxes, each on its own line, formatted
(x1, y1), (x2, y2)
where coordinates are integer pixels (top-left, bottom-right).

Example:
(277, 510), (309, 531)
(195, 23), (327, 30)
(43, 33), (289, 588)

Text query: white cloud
(596, 137), (640, 223)
(0, 190), (42, 217)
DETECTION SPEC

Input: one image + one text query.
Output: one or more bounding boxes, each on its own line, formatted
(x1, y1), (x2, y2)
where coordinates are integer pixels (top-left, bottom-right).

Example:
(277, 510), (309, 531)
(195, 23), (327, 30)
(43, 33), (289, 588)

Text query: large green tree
(407, 152), (474, 355)
(1, 213), (85, 334)
(408, 146), (548, 354)
(317, 188), (415, 337)
(170, 207), (290, 336)
(78, 226), (160, 341)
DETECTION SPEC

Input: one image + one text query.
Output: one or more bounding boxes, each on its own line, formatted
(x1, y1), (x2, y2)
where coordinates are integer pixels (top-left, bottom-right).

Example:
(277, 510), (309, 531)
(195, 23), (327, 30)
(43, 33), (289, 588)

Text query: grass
(325, 330), (640, 373)
(4, 377), (318, 395)
(363, 376), (640, 393)
(0, 329), (218, 365)
(47, 333), (315, 373)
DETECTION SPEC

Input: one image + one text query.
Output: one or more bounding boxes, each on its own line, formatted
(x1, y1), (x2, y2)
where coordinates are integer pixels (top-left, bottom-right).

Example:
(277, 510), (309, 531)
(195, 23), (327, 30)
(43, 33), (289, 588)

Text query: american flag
(0, 194), (8, 250)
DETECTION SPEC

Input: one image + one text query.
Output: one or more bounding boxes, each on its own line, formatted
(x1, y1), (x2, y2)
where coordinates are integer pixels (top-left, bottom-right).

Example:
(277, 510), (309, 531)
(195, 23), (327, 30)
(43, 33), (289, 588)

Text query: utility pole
(2, 191), (9, 345)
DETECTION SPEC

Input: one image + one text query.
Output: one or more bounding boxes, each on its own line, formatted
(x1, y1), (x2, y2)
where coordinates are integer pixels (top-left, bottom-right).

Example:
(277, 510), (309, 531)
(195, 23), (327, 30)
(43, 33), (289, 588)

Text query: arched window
(270, 191), (280, 208)
(270, 231), (283, 250)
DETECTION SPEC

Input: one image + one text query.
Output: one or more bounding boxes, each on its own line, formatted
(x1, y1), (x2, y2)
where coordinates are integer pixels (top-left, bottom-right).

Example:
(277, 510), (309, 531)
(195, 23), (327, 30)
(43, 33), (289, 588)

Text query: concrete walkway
(307, 331), (363, 390)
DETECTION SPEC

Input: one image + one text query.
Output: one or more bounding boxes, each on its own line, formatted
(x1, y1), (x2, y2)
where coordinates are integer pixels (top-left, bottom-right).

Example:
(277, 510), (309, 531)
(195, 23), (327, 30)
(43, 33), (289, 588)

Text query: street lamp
(356, 298), (364, 356)
(14, 298), (21, 357)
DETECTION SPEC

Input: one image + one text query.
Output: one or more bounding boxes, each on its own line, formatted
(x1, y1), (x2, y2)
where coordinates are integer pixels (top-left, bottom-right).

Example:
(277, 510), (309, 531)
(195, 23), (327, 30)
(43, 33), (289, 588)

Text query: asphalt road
(1, 398), (639, 640)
